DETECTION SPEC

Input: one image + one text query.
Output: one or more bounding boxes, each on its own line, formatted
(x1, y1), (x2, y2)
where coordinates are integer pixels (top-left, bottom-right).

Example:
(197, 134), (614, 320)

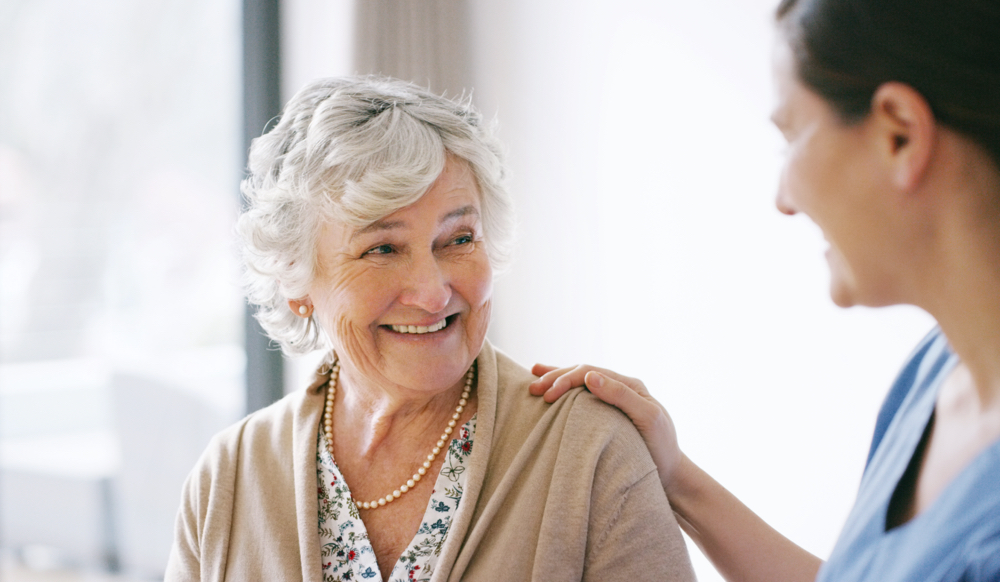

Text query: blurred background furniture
(0, 357), (235, 579)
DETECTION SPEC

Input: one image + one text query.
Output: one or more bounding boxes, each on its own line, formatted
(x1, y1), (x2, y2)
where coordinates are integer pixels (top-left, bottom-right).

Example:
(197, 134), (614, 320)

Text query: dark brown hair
(776, 0), (1000, 167)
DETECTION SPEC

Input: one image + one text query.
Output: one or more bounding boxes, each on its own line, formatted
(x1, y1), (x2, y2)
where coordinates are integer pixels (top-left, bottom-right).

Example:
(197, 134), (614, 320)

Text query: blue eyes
(362, 234), (474, 258)
(364, 244), (394, 256)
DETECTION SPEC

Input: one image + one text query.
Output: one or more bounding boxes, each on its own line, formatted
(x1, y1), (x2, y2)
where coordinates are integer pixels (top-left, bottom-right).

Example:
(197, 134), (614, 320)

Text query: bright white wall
(468, 1), (934, 580)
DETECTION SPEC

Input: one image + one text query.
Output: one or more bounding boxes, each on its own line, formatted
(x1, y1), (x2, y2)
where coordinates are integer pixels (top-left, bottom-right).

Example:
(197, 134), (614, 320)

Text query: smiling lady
(164, 77), (694, 582)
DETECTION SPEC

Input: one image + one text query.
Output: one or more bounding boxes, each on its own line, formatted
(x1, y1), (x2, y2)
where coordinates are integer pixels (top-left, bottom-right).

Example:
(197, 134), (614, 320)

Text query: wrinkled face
(771, 39), (897, 308)
(306, 157), (493, 396)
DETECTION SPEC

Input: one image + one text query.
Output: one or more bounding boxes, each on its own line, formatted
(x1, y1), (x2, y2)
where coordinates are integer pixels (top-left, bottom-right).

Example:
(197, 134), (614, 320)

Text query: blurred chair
(0, 358), (229, 578)
(110, 372), (224, 578)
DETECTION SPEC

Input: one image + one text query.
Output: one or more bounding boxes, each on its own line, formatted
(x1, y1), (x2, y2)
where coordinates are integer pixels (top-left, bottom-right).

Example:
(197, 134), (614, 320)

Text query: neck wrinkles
(333, 361), (476, 455)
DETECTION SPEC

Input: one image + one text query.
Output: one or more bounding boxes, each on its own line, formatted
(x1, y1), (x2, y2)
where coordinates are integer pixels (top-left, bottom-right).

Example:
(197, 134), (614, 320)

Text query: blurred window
(0, 0), (243, 578)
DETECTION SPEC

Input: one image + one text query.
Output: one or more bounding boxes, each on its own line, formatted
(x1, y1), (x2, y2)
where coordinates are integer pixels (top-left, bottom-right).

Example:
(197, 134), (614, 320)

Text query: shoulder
(489, 347), (655, 478)
(867, 327), (955, 468)
(169, 388), (319, 580)
(563, 389), (658, 487)
(492, 347), (642, 428)
(239, 388), (310, 447)
(175, 388), (318, 536)
(487, 352), (689, 578)
(186, 387), (316, 487)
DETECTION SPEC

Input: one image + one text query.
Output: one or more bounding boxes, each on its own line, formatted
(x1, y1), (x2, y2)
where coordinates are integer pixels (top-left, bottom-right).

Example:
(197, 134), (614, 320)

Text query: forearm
(668, 454), (822, 582)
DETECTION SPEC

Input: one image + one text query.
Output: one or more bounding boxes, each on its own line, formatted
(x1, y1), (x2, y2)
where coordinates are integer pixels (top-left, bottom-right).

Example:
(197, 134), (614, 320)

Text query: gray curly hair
(237, 76), (515, 356)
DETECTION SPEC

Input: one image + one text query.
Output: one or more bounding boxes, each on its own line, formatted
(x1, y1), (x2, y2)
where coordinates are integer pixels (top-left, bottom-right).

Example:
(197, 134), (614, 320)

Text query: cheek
(311, 266), (388, 360)
(782, 144), (812, 202)
(781, 132), (839, 219)
(456, 255), (494, 337)
(459, 254), (493, 308)
(332, 312), (382, 371)
(468, 298), (493, 347)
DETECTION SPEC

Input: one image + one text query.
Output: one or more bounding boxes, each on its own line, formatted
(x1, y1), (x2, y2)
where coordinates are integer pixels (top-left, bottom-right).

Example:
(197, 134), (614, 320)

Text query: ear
(288, 297), (314, 318)
(870, 82), (936, 192)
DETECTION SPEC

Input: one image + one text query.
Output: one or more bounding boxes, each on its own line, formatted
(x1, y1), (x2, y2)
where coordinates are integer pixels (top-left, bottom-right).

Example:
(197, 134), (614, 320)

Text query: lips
(387, 316), (450, 335)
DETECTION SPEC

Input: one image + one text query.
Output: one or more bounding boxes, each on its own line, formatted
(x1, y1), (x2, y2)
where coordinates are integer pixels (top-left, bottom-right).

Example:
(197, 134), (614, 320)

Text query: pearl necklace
(323, 360), (475, 510)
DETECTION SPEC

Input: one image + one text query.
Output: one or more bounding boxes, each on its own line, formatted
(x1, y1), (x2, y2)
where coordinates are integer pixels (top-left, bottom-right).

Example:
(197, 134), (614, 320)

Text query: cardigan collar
(288, 341), (501, 582)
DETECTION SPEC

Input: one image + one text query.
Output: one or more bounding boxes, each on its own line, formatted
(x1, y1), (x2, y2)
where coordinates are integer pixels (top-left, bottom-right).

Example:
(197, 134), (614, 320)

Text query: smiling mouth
(386, 315), (455, 335)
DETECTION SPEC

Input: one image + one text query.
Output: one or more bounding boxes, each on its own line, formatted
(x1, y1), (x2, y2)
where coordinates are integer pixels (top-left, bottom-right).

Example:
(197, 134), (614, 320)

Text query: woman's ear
(870, 82), (936, 193)
(289, 298), (314, 318)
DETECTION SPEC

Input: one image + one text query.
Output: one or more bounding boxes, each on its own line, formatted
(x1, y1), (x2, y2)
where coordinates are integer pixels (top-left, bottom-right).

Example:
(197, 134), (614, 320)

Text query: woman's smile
(378, 313), (461, 343)
(385, 315), (453, 335)
(305, 157), (493, 396)
(771, 39), (894, 308)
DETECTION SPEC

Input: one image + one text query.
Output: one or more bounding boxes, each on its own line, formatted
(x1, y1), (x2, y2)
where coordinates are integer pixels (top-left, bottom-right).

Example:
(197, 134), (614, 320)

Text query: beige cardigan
(165, 342), (694, 581)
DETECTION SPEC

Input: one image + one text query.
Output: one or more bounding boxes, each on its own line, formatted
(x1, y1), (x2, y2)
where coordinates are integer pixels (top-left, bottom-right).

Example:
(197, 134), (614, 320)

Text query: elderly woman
(531, 0), (1000, 581)
(164, 77), (694, 582)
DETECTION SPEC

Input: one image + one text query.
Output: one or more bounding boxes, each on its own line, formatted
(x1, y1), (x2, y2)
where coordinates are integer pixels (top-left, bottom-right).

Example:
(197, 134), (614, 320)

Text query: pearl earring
(298, 305), (308, 316)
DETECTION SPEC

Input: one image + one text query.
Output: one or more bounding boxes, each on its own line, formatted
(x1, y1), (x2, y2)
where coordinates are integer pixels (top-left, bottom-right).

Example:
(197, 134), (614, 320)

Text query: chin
(827, 259), (868, 307)
(827, 266), (862, 308)
(829, 278), (898, 309)
(826, 256), (900, 309)
(825, 251), (859, 308)
(392, 354), (475, 391)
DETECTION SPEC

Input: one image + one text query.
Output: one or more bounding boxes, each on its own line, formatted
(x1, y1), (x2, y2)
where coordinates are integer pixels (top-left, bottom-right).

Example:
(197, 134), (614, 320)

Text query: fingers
(529, 364), (587, 400)
(532, 365), (598, 402)
(528, 364), (559, 396)
(530, 364), (645, 404)
(530, 363), (559, 378)
(584, 371), (660, 428)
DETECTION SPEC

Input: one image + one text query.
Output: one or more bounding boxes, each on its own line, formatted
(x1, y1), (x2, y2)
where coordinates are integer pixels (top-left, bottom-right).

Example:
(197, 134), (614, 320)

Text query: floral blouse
(316, 416), (476, 582)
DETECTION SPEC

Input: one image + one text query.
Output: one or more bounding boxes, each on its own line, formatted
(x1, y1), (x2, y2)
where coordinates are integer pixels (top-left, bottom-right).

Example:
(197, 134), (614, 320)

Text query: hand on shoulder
(529, 363), (683, 493)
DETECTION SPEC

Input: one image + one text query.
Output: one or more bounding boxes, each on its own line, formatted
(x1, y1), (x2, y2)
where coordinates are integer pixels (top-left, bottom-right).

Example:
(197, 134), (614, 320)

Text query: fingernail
(589, 373), (603, 388)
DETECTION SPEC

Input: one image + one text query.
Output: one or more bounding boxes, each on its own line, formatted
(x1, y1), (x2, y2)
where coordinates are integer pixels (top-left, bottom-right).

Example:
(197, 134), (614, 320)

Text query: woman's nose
(399, 254), (452, 313)
(775, 177), (797, 216)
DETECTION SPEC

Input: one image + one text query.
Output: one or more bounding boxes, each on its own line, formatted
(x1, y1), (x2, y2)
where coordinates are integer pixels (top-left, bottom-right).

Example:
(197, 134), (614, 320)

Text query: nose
(774, 175), (797, 216)
(399, 253), (452, 314)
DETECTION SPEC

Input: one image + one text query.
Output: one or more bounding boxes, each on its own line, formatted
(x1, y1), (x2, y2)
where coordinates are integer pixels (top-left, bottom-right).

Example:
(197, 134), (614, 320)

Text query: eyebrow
(350, 219), (405, 241)
(350, 205), (480, 242)
(441, 205), (479, 223)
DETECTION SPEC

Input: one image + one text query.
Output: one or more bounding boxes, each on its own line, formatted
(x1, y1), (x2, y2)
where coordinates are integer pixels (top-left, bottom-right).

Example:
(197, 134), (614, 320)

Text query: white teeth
(390, 319), (447, 334)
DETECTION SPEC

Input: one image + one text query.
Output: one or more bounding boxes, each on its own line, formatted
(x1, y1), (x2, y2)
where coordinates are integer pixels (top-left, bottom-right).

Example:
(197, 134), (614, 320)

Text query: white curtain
(354, 0), (472, 97)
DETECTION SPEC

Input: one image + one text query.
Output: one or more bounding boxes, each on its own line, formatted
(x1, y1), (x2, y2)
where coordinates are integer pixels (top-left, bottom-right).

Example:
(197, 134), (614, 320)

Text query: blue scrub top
(817, 329), (1000, 581)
